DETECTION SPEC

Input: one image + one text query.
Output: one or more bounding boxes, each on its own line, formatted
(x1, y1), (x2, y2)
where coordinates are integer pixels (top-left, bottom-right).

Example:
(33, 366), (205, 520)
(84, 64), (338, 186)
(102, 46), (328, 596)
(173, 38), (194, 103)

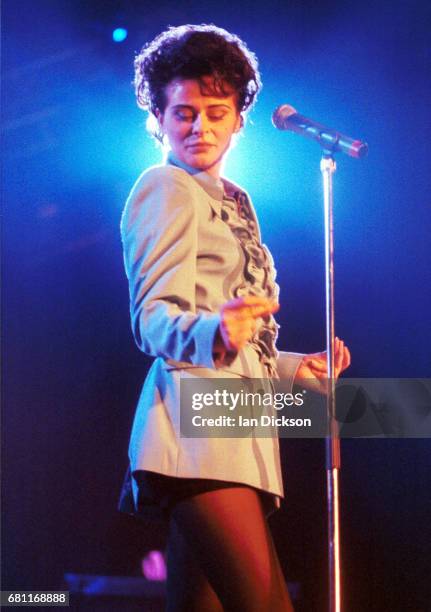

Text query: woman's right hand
(217, 296), (280, 352)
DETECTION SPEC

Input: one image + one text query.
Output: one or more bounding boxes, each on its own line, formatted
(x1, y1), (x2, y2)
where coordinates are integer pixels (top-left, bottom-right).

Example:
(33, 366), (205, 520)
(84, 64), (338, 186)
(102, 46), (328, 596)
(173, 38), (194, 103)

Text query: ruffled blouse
(220, 185), (280, 379)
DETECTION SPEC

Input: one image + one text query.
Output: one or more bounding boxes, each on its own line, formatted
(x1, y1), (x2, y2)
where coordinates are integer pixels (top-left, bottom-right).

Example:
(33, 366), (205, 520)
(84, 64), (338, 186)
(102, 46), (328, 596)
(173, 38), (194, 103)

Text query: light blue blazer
(120, 155), (303, 512)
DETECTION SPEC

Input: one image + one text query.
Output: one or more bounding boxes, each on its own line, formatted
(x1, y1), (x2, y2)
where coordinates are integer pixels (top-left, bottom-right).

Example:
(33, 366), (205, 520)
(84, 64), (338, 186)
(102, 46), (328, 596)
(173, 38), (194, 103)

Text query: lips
(186, 142), (214, 148)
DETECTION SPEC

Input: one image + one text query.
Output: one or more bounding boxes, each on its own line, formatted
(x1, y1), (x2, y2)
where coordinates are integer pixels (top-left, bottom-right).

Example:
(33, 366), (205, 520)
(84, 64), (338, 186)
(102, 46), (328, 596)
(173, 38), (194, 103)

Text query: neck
(204, 159), (223, 179)
(166, 150), (224, 180)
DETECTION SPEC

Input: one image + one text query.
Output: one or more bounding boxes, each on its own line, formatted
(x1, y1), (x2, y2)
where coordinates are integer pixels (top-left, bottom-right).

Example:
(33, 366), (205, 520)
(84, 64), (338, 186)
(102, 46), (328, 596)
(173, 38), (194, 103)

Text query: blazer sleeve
(120, 166), (221, 368)
(276, 351), (304, 384)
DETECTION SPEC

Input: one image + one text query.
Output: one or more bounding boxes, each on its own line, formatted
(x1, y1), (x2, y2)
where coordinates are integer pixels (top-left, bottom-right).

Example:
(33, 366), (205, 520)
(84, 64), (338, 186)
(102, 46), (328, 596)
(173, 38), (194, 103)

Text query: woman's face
(156, 76), (242, 177)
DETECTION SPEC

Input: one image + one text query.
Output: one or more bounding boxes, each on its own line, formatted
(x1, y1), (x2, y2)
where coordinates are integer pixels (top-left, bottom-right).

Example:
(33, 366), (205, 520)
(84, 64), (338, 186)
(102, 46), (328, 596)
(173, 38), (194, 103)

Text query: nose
(192, 112), (210, 134)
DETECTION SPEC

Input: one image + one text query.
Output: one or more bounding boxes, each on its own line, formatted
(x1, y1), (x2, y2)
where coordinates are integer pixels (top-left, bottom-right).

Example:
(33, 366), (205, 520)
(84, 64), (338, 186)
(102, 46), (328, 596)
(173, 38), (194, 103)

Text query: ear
(150, 109), (165, 144)
(234, 114), (244, 133)
(155, 108), (164, 130)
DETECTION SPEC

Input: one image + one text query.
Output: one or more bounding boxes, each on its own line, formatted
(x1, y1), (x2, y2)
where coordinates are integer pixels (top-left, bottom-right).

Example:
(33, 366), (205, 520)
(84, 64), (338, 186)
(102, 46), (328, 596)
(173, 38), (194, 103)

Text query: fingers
(296, 337), (352, 394)
(334, 337), (352, 377)
(335, 338), (351, 373)
(220, 315), (259, 351)
(335, 337), (344, 375)
(308, 337), (351, 378)
(220, 295), (279, 351)
(241, 295), (277, 307)
(307, 356), (327, 373)
(221, 297), (279, 331)
(343, 345), (351, 369)
(228, 296), (279, 320)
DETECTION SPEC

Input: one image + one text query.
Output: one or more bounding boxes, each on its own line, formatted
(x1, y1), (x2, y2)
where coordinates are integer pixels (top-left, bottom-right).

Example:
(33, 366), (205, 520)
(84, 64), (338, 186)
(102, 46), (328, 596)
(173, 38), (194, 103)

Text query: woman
(119, 24), (350, 611)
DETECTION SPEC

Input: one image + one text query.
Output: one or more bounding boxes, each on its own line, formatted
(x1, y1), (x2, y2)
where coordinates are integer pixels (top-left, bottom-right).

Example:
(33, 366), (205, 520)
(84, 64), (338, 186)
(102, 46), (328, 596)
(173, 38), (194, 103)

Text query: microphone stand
(272, 105), (367, 610)
(320, 150), (341, 612)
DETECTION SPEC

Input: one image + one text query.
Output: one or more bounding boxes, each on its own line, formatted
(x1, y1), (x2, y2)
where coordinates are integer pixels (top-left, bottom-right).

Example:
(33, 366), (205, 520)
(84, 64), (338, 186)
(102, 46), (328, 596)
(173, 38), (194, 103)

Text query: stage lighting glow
(112, 28), (128, 43)
(141, 550), (166, 581)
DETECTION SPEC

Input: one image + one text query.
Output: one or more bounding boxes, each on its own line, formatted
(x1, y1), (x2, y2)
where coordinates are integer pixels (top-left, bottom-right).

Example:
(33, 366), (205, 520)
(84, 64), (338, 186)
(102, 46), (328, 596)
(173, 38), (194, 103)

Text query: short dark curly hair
(134, 24), (262, 120)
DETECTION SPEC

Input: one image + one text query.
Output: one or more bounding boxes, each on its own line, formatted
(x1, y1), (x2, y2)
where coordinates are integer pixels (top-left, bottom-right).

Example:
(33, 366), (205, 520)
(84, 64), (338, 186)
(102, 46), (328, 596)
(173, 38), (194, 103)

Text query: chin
(186, 154), (216, 168)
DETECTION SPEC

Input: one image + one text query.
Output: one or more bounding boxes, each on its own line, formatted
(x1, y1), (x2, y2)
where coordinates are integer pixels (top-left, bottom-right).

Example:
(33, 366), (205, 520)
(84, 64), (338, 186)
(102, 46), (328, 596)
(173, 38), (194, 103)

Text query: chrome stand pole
(320, 152), (341, 612)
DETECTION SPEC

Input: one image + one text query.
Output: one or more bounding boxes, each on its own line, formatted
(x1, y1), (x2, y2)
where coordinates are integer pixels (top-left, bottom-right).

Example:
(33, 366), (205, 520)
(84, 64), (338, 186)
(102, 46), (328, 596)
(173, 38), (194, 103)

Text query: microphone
(272, 104), (368, 159)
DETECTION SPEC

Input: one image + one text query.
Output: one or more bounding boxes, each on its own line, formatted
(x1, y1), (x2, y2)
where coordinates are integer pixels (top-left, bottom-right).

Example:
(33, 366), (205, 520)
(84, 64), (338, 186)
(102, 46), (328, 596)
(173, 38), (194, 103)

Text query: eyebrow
(171, 104), (232, 110)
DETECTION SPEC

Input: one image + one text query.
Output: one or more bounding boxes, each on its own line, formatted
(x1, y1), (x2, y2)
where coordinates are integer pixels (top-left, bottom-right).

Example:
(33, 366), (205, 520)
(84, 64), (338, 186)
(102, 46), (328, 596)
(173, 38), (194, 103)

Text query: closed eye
(174, 110), (194, 121)
(173, 110), (228, 122)
(207, 113), (227, 121)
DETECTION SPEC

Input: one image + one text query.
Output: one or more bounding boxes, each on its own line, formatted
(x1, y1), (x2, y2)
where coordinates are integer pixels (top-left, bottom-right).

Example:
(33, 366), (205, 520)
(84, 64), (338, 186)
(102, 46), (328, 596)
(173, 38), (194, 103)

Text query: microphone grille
(272, 104), (297, 129)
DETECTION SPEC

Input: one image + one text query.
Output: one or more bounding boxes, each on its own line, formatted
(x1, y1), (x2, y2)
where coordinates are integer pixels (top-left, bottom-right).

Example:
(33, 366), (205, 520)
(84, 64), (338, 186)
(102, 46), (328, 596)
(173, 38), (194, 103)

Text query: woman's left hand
(294, 337), (351, 393)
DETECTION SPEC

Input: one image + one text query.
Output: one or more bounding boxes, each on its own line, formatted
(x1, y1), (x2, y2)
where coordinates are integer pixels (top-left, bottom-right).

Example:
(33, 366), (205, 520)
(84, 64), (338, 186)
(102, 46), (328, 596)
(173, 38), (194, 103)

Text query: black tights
(166, 486), (294, 612)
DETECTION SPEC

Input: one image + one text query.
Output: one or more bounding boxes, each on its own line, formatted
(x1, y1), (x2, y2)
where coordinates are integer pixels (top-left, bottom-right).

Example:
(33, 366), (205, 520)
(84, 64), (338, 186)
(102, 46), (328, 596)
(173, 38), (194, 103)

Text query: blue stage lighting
(112, 28), (128, 43)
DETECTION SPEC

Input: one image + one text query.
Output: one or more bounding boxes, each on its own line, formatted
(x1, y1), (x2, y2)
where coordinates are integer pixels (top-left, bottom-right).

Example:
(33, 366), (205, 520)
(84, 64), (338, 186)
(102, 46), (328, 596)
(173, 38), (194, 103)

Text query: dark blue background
(2, 1), (430, 610)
